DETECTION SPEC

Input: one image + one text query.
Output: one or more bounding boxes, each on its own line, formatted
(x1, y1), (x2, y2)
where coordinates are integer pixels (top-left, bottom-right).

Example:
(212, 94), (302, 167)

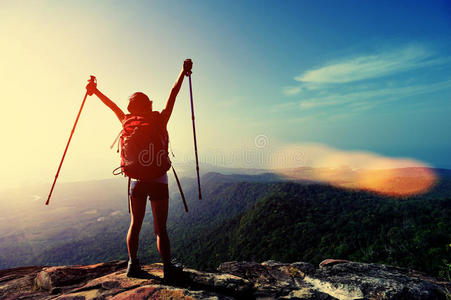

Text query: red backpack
(118, 112), (171, 180)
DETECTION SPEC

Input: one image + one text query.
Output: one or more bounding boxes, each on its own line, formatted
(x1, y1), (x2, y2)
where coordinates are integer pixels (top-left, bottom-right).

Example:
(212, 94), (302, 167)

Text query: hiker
(86, 59), (193, 281)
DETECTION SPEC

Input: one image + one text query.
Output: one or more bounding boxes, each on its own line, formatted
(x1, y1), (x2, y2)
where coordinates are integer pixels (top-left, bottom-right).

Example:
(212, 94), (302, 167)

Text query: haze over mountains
(0, 166), (449, 279)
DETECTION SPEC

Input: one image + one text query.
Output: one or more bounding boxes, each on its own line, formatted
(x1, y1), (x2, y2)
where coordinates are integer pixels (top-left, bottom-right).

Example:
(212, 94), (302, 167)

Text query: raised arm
(94, 90), (125, 122)
(86, 79), (125, 122)
(162, 59), (193, 124)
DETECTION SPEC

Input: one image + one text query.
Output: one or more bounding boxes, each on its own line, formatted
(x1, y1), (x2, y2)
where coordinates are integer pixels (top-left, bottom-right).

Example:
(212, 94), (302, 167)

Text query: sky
(1, 0), (450, 190)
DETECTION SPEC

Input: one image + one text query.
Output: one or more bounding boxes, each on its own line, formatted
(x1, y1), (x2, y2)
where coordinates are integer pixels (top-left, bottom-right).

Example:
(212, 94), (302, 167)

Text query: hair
(127, 92), (152, 114)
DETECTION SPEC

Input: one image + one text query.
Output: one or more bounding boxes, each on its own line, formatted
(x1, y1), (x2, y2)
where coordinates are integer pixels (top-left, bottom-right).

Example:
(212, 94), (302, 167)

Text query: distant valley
(0, 166), (449, 279)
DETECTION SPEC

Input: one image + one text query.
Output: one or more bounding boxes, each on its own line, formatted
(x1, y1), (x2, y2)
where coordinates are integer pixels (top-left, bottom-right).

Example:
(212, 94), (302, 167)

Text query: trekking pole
(46, 76), (96, 205)
(188, 74), (202, 200)
(172, 166), (188, 212)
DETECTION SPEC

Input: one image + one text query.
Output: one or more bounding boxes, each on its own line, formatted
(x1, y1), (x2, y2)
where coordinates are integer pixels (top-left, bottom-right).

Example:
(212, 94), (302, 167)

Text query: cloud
(298, 79), (451, 110)
(277, 43), (451, 120)
(282, 86), (302, 96)
(31, 195), (42, 202)
(271, 101), (298, 112)
(295, 44), (437, 84)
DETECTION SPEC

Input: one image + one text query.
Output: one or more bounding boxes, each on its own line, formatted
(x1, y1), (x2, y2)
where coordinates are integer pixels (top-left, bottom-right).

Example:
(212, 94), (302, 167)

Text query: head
(127, 92), (152, 114)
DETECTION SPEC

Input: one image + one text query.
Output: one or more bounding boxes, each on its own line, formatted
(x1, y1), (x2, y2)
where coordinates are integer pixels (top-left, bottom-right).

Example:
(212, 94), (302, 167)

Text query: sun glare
(271, 143), (437, 196)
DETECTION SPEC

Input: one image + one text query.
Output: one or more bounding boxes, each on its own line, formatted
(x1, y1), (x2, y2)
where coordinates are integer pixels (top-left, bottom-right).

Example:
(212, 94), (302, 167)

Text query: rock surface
(0, 259), (449, 299)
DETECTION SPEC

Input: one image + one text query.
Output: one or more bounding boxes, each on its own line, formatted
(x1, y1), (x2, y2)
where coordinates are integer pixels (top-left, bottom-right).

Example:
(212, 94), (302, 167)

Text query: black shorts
(130, 180), (169, 201)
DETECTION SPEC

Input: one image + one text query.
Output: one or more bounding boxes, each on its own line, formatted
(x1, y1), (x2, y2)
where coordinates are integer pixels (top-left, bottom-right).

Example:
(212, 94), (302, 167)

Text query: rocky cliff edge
(0, 259), (449, 299)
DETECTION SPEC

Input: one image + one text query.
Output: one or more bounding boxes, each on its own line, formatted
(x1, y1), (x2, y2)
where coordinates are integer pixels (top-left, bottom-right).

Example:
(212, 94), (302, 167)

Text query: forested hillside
(0, 171), (449, 280)
(172, 180), (450, 279)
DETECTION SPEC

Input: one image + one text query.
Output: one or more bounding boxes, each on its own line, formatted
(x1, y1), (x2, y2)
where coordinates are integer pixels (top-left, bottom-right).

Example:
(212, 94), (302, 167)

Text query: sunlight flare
(270, 143), (437, 196)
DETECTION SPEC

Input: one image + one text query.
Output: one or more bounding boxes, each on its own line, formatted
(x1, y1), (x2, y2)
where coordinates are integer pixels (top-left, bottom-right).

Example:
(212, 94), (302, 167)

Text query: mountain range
(0, 166), (449, 280)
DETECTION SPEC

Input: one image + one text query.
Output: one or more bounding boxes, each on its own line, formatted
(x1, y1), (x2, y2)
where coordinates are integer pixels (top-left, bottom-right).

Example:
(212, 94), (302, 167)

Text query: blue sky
(188, 0), (451, 167)
(173, 0), (451, 167)
(1, 0), (450, 189)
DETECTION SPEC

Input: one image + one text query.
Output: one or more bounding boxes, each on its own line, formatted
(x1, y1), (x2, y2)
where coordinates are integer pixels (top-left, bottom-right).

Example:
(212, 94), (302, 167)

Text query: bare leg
(127, 194), (147, 260)
(151, 197), (170, 264)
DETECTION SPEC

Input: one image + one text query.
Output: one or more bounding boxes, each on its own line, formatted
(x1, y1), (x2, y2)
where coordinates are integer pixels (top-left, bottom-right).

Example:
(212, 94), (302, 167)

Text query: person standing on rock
(86, 59), (193, 281)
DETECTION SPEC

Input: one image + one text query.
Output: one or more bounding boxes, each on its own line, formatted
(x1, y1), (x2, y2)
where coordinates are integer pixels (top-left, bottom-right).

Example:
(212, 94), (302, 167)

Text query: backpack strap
(127, 177), (131, 214)
(110, 129), (122, 152)
(112, 166), (123, 176)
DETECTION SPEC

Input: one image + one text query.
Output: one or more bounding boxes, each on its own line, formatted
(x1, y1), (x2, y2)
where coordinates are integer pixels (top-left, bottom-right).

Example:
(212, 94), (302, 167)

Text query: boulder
(218, 260), (450, 299)
(34, 260), (127, 293)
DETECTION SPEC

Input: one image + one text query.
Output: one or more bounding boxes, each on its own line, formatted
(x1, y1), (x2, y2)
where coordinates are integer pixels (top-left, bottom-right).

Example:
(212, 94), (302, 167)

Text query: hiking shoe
(163, 261), (185, 284)
(169, 258), (184, 270)
(126, 259), (152, 279)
